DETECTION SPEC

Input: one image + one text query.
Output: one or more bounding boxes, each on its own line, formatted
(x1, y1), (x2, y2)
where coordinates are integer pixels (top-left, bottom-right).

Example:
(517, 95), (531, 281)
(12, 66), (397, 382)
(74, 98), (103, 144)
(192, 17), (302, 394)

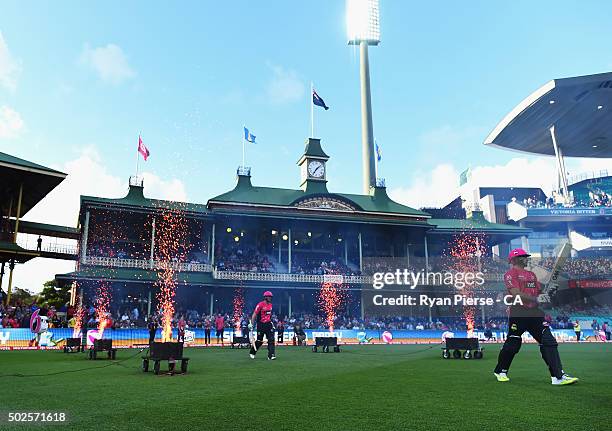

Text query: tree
(9, 287), (36, 305)
(39, 280), (70, 309)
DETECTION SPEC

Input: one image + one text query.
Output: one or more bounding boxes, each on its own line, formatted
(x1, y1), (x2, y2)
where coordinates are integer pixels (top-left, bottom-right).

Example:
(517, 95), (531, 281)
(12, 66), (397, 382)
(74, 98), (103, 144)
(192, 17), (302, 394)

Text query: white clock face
(308, 160), (325, 178)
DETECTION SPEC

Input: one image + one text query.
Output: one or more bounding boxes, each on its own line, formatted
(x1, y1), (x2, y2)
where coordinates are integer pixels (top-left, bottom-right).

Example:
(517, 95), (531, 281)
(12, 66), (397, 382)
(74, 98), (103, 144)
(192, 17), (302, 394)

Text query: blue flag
(312, 88), (329, 110)
(244, 127), (256, 144)
(375, 141), (382, 162)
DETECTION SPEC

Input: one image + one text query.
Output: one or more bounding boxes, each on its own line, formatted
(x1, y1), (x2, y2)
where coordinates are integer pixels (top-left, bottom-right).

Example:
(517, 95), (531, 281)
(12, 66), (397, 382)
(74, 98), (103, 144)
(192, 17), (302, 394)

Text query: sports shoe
(268, 355), (276, 360)
(494, 372), (510, 382)
(551, 374), (579, 385)
(249, 354), (255, 359)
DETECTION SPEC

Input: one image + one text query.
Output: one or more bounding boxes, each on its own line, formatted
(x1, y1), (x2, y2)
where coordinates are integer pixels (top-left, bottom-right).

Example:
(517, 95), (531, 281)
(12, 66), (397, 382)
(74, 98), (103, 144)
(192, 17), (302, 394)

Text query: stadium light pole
(347, 0), (380, 195)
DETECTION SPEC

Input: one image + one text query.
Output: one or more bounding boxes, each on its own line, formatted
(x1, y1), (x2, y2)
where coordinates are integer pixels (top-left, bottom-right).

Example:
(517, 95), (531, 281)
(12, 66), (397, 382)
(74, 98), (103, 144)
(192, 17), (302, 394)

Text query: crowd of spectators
(2, 300), (610, 334)
(291, 256), (359, 276)
(0, 301), (68, 329)
(519, 190), (612, 209)
(539, 257), (612, 279)
(216, 244), (275, 272)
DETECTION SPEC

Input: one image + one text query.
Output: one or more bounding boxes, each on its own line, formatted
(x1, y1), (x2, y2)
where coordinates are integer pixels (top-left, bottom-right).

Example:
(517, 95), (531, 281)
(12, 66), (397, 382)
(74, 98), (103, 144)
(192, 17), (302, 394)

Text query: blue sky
(1, 1), (612, 290)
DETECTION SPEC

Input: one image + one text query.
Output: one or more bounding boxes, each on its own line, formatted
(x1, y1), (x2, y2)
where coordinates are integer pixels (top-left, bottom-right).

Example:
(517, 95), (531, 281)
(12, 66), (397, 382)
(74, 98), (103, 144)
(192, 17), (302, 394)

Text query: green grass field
(1, 343), (611, 431)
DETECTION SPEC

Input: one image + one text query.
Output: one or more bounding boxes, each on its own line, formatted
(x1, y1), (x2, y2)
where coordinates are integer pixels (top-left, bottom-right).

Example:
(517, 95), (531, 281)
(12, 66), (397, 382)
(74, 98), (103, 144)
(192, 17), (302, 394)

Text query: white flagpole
(374, 138), (378, 179)
(242, 126), (246, 167)
(136, 133), (141, 182)
(310, 82), (314, 138)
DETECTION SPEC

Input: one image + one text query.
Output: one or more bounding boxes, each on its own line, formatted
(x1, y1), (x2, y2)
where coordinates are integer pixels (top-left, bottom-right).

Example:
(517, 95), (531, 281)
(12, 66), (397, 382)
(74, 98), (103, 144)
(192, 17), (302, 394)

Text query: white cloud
(389, 157), (612, 209)
(14, 148), (187, 292)
(0, 105), (24, 138)
(389, 163), (459, 208)
(141, 172), (188, 202)
(0, 31), (21, 91)
(80, 43), (136, 85)
(266, 64), (304, 105)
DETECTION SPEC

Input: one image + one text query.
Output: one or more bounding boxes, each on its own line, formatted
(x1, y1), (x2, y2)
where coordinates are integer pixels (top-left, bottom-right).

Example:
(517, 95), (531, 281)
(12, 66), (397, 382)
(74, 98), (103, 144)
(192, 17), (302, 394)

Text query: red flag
(138, 135), (150, 161)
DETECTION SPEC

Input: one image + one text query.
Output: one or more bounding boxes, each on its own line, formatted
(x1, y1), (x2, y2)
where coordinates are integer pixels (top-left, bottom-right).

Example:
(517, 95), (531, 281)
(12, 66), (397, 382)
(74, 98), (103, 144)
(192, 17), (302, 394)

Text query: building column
(344, 239), (348, 265)
(210, 223), (216, 266)
(360, 296), (365, 320)
(147, 288), (152, 316)
(288, 294), (292, 317)
(150, 217), (156, 266)
(406, 243), (410, 266)
(0, 262), (5, 294)
(6, 260), (15, 305)
(12, 183), (23, 243)
(358, 232), (363, 272)
(288, 228), (292, 273)
(424, 235), (430, 274)
(6, 184), (23, 305)
(209, 292), (214, 316)
(278, 233), (282, 264)
(80, 210), (90, 262)
(550, 125), (569, 202)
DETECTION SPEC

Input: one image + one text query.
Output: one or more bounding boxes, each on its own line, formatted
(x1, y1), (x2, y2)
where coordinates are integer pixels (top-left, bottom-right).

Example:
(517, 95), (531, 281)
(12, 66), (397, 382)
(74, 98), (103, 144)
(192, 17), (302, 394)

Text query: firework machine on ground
(442, 337), (483, 359)
(142, 342), (189, 375)
(88, 339), (117, 360)
(63, 337), (83, 353)
(312, 336), (340, 353)
(231, 335), (251, 349)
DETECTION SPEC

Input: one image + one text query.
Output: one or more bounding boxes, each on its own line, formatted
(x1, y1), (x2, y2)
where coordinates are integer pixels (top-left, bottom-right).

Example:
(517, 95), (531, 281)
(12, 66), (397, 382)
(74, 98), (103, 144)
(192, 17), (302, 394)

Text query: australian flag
(244, 127), (256, 144)
(312, 88), (329, 110)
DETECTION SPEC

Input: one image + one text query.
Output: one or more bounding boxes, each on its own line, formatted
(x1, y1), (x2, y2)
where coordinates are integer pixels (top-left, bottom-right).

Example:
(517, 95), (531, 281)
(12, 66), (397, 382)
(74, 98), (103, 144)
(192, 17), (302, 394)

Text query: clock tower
(297, 137), (329, 193)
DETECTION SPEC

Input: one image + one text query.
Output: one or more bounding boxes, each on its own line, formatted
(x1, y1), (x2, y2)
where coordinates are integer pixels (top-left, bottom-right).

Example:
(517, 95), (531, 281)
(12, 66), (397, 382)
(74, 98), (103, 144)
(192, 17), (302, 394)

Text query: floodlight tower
(347, 0), (380, 195)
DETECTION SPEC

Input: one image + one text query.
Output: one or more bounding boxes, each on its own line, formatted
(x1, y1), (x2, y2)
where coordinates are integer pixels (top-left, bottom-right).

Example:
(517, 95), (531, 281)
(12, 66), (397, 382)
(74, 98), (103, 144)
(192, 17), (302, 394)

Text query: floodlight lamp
(346, 0), (380, 45)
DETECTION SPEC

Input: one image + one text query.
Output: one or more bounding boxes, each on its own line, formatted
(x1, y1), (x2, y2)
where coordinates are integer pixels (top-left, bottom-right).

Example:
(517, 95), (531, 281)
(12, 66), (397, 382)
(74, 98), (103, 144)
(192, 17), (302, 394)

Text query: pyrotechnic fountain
(153, 208), (189, 342)
(317, 277), (348, 331)
(94, 281), (112, 337)
(233, 286), (245, 333)
(448, 232), (486, 338)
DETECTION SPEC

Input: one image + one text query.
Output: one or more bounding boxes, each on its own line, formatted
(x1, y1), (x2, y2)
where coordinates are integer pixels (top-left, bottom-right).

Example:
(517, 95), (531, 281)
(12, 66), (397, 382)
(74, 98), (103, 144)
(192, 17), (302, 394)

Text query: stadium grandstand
(0, 152), (78, 306)
(447, 71), (612, 326)
(2, 74), (611, 343)
(44, 138), (525, 326)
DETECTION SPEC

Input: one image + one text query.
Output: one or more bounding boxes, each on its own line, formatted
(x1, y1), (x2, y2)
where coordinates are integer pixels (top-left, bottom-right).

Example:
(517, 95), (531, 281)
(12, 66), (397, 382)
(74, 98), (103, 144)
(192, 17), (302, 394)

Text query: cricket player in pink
(494, 248), (578, 385)
(249, 291), (276, 360)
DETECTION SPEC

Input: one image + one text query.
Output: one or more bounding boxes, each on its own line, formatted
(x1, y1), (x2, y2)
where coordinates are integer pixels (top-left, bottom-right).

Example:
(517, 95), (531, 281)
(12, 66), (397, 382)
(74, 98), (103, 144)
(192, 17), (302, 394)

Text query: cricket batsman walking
(249, 291), (276, 360)
(493, 248), (579, 385)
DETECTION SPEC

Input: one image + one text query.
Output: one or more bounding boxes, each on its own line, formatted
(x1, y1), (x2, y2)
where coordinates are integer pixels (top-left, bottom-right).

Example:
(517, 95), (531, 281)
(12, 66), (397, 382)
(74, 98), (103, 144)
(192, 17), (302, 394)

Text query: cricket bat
(249, 323), (257, 350)
(530, 242), (572, 297)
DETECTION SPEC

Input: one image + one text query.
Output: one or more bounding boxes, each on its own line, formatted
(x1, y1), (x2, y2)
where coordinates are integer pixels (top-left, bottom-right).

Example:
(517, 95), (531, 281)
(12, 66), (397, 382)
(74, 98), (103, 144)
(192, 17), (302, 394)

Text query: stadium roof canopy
(484, 72), (612, 157)
(0, 152), (67, 217)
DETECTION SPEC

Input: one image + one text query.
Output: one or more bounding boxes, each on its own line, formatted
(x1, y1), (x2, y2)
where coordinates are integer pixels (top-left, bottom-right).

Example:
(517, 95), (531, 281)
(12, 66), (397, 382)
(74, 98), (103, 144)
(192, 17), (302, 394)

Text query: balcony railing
(212, 270), (504, 284)
(16, 237), (78, 256)
(212, 269), (372, 284)
(80, 256), (505, 283)
(82, 256), (212, 272)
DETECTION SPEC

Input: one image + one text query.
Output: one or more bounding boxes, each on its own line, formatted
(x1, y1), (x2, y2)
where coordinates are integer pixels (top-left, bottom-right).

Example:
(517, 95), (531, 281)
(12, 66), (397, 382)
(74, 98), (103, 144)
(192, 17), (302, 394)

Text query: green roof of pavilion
(208, 172), (431, 220)
(0, 152), (67, 217)
(80, 183), (209, 216)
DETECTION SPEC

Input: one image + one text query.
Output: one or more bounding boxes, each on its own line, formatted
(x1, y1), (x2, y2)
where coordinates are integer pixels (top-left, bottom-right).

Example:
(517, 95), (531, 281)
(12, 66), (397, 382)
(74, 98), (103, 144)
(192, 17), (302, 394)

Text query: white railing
(213, 269), (372, 284)
(567, 169), (609, 186)
(80, 256), (505, 283)
(82, 256), (212, 272)
(16, 237), (78, 255)
(212, 270), (504, 284)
